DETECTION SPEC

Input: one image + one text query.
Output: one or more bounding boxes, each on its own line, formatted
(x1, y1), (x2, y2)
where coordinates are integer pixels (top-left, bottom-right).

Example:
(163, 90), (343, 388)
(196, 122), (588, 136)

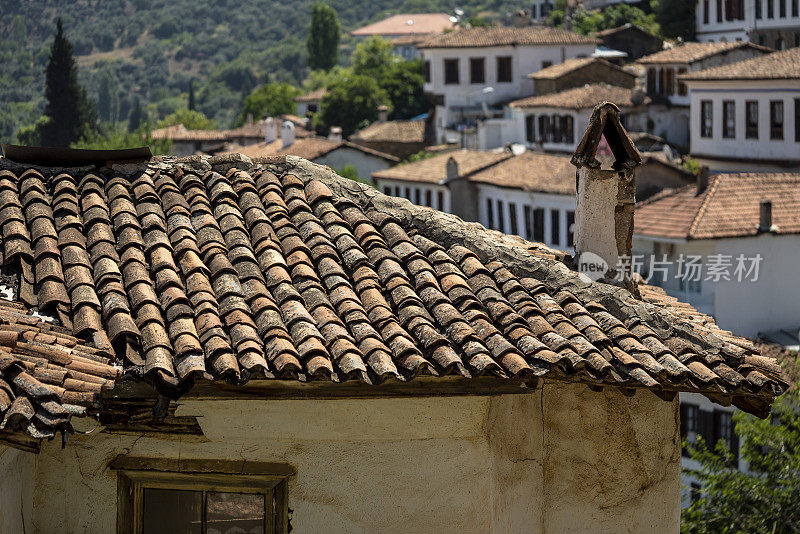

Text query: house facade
(694, 0), (800, 47)
(419, 27), (598, 145)
(681, 47), (800, 172)
(351, 13), (456, 59)
(294, 88), (327, 117)
(636, 41), (772, 148)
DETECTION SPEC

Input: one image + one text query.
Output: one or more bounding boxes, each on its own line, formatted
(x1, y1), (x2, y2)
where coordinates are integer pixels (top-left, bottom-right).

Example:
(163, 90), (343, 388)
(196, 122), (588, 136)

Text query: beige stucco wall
(26, 382), (680, 533)
(0, 445), (36, 534)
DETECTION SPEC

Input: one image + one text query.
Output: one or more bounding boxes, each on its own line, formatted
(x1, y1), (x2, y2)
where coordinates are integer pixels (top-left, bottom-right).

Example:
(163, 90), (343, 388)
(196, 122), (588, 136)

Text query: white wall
(688, 79), (800, 171)
(0, 446), (35, 534)
(317, 147), (394, 183)
(27, 385), (680, 533)
(695, 0), (800, 41)
(374, 178), (451, 212)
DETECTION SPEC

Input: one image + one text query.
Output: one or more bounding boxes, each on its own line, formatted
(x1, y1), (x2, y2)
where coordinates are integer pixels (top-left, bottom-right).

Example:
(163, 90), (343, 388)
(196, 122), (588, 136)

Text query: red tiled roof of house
(635, 41), (772, 65)
(351, 13), (455, 36)
(510, 83), (649, 110)
(680, 47), (800, 81)
(372, 150), (511, 184)
(527, 57), (636, 80)
(351, 120), (426, 144)
(467, 152), (575, 194)
(0, 154), (787, 449)
(227, 137), (399, 162)
(294, 88), (328, 102)
(419, 26), (598, 48)
(635, 173), (800, 240)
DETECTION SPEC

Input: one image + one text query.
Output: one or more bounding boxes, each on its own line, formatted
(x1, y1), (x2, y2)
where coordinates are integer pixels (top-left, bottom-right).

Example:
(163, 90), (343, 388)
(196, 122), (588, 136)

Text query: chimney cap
(571, 102), (642, 171)
(758, 199), (778, 233)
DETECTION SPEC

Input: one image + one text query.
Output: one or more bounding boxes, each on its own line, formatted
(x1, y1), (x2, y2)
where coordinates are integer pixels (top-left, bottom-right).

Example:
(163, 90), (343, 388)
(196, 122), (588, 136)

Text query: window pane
(206, 492), (266, 534)
(143, 488), (203, 534)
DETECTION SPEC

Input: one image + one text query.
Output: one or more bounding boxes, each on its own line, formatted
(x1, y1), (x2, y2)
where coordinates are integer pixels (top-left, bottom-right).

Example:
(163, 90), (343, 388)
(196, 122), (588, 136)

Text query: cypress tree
(128, 97), (145, 132)
(38, 19), (96, 147)
(188, 80), (196, 111)
(306, 3), (340, 71)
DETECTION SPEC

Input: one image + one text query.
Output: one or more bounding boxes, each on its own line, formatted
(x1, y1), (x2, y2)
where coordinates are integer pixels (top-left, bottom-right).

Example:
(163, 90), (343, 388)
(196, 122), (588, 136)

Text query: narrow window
(525, 115), (536, 143)
(565, 115), (574, 144)
(550, 210), (560, 246)
(746, 100), (759, 139)
(437, 190), (445, 211)
(425, 189), (432, 207)
(793, 0), (799, 17)
(404, 187), (411, 200)
(780, 0), (786, 16)
(383, 185), (391, 195)
(496, 200), (505, 233)
(704, 0), (710, 22)
(470, 57), (485, 84)
(756, 0), (763, 17)
(723, 100), (735, 138)
(717, 0), (723, 21)
(725, 0), (733, 20)
(768, 0), (774, 18)
(444, 59), (459, 84)
(508, 203), (518, 235)
(677, 67), (688, 95)
(533, 208), (545, 242)
(770, 100), (784, 139)
(795, 98), (800, 142)
(497, 56), (513, 83)
(524, 205), (532, 239)
(659, 68), (667, 95)
(776, 37), (786, 49)
(665, 68), (675, 95)
(701, 100), (713, 138)
(423, 61), (431, 83)
(414, 188), (421, 205)
(486, 198), (494, 228)
(566, 210), (575, 247)
(646, 68), (656, 94)
(738, 0), (745, 18)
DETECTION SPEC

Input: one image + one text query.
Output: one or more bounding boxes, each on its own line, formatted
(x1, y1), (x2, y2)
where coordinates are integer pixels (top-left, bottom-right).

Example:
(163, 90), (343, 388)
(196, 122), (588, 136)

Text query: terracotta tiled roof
(351, 121), (426, 144)
(635, 41), (772, 64)
(680, 47), (800, 81)
(351, 13), (455, 36)
(294, 88), (328, 102)
(636, 173), (800, 240)
(419, 26), (598, 48)
(372, 150), (511, 184)
(510, 83), (649, 110)
(227, 138), (399, 162)
(468, 152), (575, 194)
(527, 57), (635, 80)
(594, 23), (658, 38)
(0, 153), (787, 448)
(151, 124), (228, 143)
(392, 34), (428, 46)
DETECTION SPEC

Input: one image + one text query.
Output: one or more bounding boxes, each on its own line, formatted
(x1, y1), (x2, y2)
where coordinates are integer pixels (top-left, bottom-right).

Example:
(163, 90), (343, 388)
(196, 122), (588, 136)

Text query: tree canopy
(654, 0), (696, 40)
(316, 73), (387, 136)
(307, 2), (340, 71)
(235, 83), (302, 127)
(156, 109), (217, 130)
(572, 4), (659, 35)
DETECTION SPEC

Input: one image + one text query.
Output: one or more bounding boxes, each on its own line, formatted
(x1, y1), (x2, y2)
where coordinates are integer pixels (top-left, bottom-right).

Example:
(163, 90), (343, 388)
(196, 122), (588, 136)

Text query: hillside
(0, 0), (518, 142)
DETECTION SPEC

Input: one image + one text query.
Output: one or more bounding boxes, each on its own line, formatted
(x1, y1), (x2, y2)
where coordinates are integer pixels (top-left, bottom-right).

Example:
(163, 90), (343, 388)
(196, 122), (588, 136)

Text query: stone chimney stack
(378, 105), (389, 123)
(446, 156), (459, 181)
(264, 117), (277, 143)
(758, 200), (776, 232)
(328, 126), (343, 142)
(281, 120), (295, 148)
(571, 102), (642, 281)
(696, 166), (710, 195)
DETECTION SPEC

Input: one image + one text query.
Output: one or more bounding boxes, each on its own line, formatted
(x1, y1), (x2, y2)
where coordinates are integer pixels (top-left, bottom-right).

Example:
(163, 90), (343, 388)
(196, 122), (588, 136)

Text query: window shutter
(698, 409), (714, 449)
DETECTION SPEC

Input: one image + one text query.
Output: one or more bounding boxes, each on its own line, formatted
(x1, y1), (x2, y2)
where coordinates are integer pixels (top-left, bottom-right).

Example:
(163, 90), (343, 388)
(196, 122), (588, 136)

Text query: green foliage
(96, 68), (119, 123)
(38, 19), (96, 147)
(682, 384), (800, 533)
(15, 116), (49, 146)
(334, 164), (360, 181)
(128, 97), (146, 132)
(72, 122), (172, 155)
(403, 149), (437, 163)
(10, 15), (27, 47)
(156, 108), (217, 130)
(465, 15), (493, 27)
(307, 2), (340, 71)
(235, 83), (302, 127)
(316, 73), (387, 136)
(683, 157), (701, 174)
(654, 0), (696, 39)
(571, 4), (659, 35)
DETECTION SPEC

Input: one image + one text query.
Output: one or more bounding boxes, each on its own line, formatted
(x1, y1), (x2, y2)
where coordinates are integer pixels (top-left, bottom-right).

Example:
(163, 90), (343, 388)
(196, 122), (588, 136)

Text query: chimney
(571, 102), (642, 282)
(758, 200), (776, 232)
(696, 166), (709, 195)
(328, 126), (342, 142)
(246, 113), (254, 125)
(378, 104), (389, 123)
(446, 156), (459, 181)
(281, 120), (295, 148)
(264, 117), (277, 143)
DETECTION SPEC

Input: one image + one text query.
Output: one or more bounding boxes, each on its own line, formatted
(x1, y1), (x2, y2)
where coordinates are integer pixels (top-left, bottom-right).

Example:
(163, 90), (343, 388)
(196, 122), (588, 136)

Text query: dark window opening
(497, 56), (513, 83)
(525, 115), (536, 143)
(746, 100), (759, 139)
(677, 67), (687, 95)
(414, 188), (421, 205)
(425, 189), (432, 207)
(486, 198), (494, 229)
(533, 208), (545, 242)
(780, 0), (786, 16)
(768, 0), (774, 18)
(437, 190), (444, 211)
(717, 0), (723, 21)
(566, 210), (575, 247)
(508, 203), (518, 235)
(704, 0), (711, 22)
(541, 60), (553, 70)
(794, 98), (800, 142)
(756, 0), (763, 17)
(423, 61), (431, 83)
(444, 59), (459, 85)
(550, 209), (560, 246)
(770, 100), (784, 139)
(524, 205), (532, 239)
(470, 57), (485, 84)
(701, 100), (713, 138)
(496, 200), (505, 233)
(723, 100), (735, 138)
(646, 68), (656, 94)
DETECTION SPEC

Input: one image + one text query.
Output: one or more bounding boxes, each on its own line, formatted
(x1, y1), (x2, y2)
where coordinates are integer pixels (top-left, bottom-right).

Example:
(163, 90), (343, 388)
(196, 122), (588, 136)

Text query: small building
(594, 23), (664, 60)
(528, 57), (637, 95)
(294, 88), (328, 117)
(419, 26), (599, 145)
(0, 113), (788, 533)
(350, 118), (428, 160)
(635, 41), (772, 148)
(351, 13), (457, 59)
(694, 0), (800, 47)
(680, 47), (800, 172)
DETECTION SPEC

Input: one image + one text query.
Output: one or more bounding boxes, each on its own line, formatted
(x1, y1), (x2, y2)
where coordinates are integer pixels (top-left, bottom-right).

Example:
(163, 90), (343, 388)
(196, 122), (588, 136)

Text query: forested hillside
(0, 0), (519, 141)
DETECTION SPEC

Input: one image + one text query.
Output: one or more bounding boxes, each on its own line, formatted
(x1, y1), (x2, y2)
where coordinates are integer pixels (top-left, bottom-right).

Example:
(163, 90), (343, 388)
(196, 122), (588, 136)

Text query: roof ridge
(687, 173), (724, 239)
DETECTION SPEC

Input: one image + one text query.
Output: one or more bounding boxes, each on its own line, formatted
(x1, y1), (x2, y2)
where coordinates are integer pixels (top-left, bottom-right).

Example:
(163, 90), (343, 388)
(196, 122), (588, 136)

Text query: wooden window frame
(496, 56), (513, 83)
(701, 100), (713, 138)
(722, 100), (735, 138)
(112, 457), (294, 534)
(444, 58), (459, 85)
(746, 100), (759, 139)
(770, 100), (784, 140)
(469, 57), (485, 84)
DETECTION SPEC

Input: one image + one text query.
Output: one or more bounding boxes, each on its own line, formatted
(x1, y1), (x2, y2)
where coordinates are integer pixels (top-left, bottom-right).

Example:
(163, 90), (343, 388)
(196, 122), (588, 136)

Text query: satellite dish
(449, 16), (458, 23)
(454, 7), (464, 16)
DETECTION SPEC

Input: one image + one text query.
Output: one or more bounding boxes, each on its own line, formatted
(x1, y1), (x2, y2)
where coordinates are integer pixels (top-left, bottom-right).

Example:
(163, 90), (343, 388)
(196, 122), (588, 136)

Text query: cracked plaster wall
(0, 445), (35, 534)
(29, 385), (679, 533)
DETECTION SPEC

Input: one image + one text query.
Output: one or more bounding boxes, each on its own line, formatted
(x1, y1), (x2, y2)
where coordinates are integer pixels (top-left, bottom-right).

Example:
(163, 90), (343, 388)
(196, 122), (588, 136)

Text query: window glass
(770, 100), (784, 140)
(701, 100), (713, 138)
(550, 209), (560, 246)
(508, 203), (518, 235)
(497, 56), (512, 83)
(746, 100), (759, 139)
(206, 492), (266, 534)
(470, 57), (485, 84)
(723, 100), (735, 138)
(444, 59), (459, 84)
(533, 208), (545, 242)
(143, 489), (203, 534)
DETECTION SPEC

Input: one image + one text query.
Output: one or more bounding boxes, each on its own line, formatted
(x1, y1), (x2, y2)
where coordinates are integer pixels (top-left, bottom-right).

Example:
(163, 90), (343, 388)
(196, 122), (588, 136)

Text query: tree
(128, 97), (145, 132)
(315, 73), (387, 136)
(188, 81), (196, 111)
(571, 4), (659, 35)
(682, 372), (800, 533)
(234, 83), (302, 127)
(96, 68), (119, 123)
(654, 0), (696, 40)
(73, 123), (172, 155)
(10, 15), (27, 48)
(156, 108), (216, 130)
(352, 36), (394, 80)
(307, 2), (340, 71)
(38, 19), (96, 147)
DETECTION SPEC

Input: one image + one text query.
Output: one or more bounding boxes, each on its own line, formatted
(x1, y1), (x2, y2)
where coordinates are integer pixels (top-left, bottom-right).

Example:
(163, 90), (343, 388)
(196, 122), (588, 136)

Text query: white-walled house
(419, 26), (598, 145)
(293, 88), (327, 117)
(695, 0), (800, 47)
(351, 13), (456, 59)
(636, 41), (772, 148)
(682, 47), (800, 172)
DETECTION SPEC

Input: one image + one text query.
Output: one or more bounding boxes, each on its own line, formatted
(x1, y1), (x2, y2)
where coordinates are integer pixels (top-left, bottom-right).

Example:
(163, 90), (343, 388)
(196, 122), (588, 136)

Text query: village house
(293, 88), (327, 117)
(349, 109), (429, 160)
(694, 0), (800, 46)
(594, 23), (665, 61)
(0, 105), (787, 533)
(225, 119), (399, 180)
(680, 47), (800, 172)
(636, 41), (773, 148)
(351, 13), (457, 60)
(419, 26), (599, 145)
(528, 56), (638, 95)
